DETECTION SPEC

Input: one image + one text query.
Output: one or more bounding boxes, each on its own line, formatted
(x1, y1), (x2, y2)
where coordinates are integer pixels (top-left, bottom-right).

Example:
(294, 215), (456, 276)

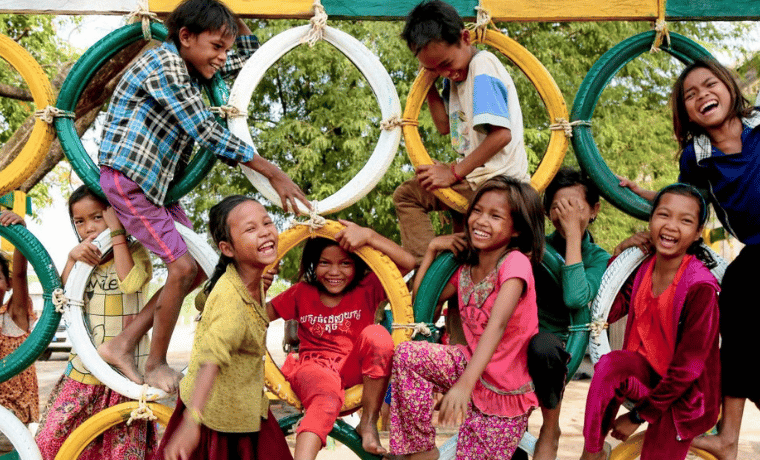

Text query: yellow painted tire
(264, 220), (414, 411)
(610, 431), (717, 460)
(54, 402), (172, 460)
(0, 34), (56, 196)
(403, 28), (568, 212)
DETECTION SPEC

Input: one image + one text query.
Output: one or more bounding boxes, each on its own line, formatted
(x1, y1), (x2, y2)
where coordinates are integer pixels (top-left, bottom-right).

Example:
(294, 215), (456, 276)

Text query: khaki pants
(393, 178), (475, 265)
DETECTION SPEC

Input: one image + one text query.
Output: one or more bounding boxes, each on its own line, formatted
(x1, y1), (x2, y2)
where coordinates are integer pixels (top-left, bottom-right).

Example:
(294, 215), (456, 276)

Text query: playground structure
(1, 0), (759, 458)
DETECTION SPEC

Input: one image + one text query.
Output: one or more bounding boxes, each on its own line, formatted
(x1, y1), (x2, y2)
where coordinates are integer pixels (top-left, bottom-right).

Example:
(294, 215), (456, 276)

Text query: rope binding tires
(0, 224), (62, 383)
(264, 219), (414, 412)
(62, 223), (217, 401)
(403, 26), (568, 213)
(0, 34), (56, 197)
(571, 30), (712, 220)
(55, 22), (227, 206)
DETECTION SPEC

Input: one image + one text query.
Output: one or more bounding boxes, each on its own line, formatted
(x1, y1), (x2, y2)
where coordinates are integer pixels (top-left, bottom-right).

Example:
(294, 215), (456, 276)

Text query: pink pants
(584, 350), (692, 460)
(389, 341), (529, 460)
(289, 325), (393, 445)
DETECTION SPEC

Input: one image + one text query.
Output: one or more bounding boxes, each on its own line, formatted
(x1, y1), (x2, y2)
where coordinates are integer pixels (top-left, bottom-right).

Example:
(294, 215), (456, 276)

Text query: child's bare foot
(691, 434), (738, 460)
(356, 414), (387, 455)
(533, 425), (561, 460)
(579, 442), (611, 460)
(144, 362), (183, 393)
(98, 341), (143, 384)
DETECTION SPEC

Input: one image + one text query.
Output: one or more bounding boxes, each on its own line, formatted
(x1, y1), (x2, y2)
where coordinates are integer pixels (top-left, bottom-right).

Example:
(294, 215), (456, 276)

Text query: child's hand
(438, 382), (471, 426)
(617, 175), (642, 194)
(0, 210), (25, 227)
(163, 415), (201, 460)
(335, 220), (374, 252)
(262, 264), (279, 294)
(416, 162), (457, 191)
(68, 235), (102, 266)
(102, 207), (124, 232)
(610, 412), (640, 441)
(428, 233), (467, 255)
(613, 231), (652, 257)
(550, 196), (587, 237)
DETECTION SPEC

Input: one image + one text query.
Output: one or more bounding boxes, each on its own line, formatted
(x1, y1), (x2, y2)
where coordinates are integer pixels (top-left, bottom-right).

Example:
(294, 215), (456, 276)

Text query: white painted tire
(589, 245), (727, 364)
(0, 406), (42, 460)
(437, 431), (537, 459)
(228, 25), (402, 215)
(63, 223), (218, 401)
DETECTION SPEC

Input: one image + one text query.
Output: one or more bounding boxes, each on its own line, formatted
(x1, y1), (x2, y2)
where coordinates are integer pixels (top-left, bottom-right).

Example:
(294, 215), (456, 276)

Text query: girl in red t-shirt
(266, 220), (415, 460)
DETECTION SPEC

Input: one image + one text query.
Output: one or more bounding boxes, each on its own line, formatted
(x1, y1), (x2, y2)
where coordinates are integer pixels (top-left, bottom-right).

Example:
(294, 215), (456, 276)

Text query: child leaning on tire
(96, 0), (309, 394)
(35, 186), (157, 460)
(394, 0), (530, 266)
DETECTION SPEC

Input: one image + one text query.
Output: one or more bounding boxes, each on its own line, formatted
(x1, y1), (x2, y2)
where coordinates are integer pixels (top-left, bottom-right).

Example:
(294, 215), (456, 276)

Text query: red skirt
(152, 399), (292, 460)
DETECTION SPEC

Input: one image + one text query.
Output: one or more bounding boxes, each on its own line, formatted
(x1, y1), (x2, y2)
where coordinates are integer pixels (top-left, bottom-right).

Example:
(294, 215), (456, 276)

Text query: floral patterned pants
(389, 341), (529, 459)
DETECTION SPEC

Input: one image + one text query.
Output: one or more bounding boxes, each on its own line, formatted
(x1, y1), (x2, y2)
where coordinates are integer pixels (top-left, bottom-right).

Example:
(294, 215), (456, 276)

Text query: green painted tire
(412, 249), (588, 380)
(571, 30), (712, 220)
(279, 414), (381, 460)
(0, 225), (62, 383)
(55, 22), (224, 205)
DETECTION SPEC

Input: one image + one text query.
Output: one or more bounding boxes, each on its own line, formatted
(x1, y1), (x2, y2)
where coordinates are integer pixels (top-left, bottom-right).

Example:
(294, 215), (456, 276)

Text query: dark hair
(68, 185), (109, 242)
(0, 253), (9, 283)
(297, 237), (369, 293)
(402, 0), (464, 55)
(204, 195), (259, 295)
(650, 183), (716, 268)
(165, 0), (238, 50)
(458, 176), (545, 266)
(541, 167), (600, 216)
(671, 57), (754, 152)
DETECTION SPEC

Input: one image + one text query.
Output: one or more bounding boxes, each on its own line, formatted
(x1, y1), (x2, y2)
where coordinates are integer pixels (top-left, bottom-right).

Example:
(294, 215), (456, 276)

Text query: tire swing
(0, 406), (42, 460)
(0, 224), (62, 383)
(403, 26), (568, 213)
(227, 24), (402, 215)
(609, 431), (717, 460)
(55, 22), (228, 205)
(62, 223), (218, 401)
(265, 220), (414, 412)
(278, 413), (380, 460)
(571, 30), (712, 221)
(0, 34), (56, 196)
(54, 401), (173, 460)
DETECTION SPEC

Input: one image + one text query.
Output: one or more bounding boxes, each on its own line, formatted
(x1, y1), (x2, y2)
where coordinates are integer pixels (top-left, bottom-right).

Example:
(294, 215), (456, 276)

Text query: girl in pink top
(389, 176), (543, 460)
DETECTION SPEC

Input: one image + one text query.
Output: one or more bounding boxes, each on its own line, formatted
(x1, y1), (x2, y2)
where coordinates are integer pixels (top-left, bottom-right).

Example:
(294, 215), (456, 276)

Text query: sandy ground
(29, 321), (760, 459)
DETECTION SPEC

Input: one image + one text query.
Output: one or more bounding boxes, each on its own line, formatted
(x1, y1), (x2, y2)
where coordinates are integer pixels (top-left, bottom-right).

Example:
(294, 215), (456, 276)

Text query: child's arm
(412, 233), (466, 298)
(416, 125), (511, 191)
(617, 176), (656, 201)
(335, 219), (416, 275)
(426, 84), (450, 135)
(613, 231), (652, 257)
(438, 276), (524, 425)
(103, 207), (136, 282)
(61, 235), (103, 284)
(242, 156), (310, 214)
(0, 211), (30, 331)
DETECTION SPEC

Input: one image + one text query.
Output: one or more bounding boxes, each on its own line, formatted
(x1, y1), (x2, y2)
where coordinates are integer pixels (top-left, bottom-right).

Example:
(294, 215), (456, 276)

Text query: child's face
(315, 245), (356, 297)
(223, 201), (279, 268)
(468, 190), (518, 252)
(649, 193), (702, 260)
(548, 184), (598, 238)
(416, 31), (473, 83)
(683, 67), (732, 130)
(178, 27), (235, 80)
(71, 197), (108, 241)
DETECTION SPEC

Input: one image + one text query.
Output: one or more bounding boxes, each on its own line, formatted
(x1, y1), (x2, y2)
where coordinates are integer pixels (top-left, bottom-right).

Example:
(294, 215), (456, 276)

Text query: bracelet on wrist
(110, 229), (127, 238)
(450, 163), (464, 183)
(186, 407), (204, 425)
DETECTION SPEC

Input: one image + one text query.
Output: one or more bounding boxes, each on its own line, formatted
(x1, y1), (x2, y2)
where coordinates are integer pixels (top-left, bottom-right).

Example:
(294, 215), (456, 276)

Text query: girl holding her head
(619, 57), (760, 459)
(580, 184), (721, 460)
(389, 176), (544, 460)
(265, 220), (415, 459)
(156, 195), (292, 460)
(36, 186), (156, 460)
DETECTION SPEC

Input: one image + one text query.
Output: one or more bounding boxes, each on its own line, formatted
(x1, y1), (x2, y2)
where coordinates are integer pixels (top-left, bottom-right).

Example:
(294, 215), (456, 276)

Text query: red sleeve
(270, 283), (301, 321)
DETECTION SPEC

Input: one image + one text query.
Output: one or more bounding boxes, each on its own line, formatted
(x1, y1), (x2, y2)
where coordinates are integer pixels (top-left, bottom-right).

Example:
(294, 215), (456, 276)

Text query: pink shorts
(100, 166), (193, 264)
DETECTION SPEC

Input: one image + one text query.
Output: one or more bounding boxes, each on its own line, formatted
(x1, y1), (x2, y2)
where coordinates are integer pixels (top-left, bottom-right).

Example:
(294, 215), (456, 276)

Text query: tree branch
(0, 84), (33, 101)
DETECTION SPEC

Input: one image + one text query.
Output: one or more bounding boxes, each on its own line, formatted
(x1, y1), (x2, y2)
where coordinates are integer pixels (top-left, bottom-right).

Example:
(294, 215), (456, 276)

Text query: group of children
(0, 0), (758, 459)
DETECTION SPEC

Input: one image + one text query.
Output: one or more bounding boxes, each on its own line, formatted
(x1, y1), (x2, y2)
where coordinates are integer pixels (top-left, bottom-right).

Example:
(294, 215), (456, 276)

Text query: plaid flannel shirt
(99, 35), (259, 205)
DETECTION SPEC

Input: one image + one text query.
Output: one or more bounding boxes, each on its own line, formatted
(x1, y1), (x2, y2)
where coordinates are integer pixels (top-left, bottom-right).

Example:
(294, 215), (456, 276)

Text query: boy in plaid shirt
(97, 0), (307, 392)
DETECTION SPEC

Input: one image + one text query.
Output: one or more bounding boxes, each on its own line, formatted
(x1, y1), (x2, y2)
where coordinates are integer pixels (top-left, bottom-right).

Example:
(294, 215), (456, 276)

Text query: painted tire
(264, 220), (414, 411)
(54, 402), (172, 460)
(0, 34), (56, 196)
(610, 431), (717, 460)
(228, 25), (402, 215)
(403, 28), (568, 213)
(0, 225), (62, 383)
(63, 223), (217, 400)
(0, 406), (42, 460)
(55, 22), (225, 205)
(279, 415), (381, 460)
(571, 31), (712, 220)
(589, 245), (727, 364)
